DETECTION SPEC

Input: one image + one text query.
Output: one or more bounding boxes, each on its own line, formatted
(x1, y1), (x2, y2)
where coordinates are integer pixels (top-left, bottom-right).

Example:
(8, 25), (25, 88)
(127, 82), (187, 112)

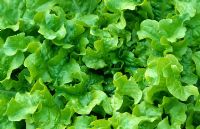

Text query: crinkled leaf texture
(0, 0), (200, 128)
(145, 54), (199, 102)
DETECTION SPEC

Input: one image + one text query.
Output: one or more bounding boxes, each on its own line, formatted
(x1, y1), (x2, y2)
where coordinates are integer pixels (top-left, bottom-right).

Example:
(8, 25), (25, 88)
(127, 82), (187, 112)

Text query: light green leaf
(102, 93), (123, 114)
(60, 0), (99, 14)
(6, 92), (40, 121)
(82, 40), (107, 69)
(67, 90), (107, 114)
(137, 19), (159, 40)
(113, 72), (142, 104)
(145, 54), (199, 101)
(0, 52), (24, 82)
(160, 97), (187, 126)
(24, 50), (52, 83)
(144, 84), (168, 104)
(166, 79), (199, 101)
(133, 101), (162, 118)
(159, 18), (186, 42)
(25, 0), (56, 12)
(68, 116), (96, 129)
(25, 40), (83, 85)
(109, 112), (157, 129)
(90, 119), (111, 129)
(105, 0), (142, 11)
(157, 117), (180, 129)
(78, 14), (99, 27)
(0, 118), (16, 129)
(138, 17), (187, 43)
(3, 33), (40, 56)
(174, 0), (196, 19)
(192, 51), (200, 77)
(29, 80), (73, 128)
(34, 6), (66, 40)
(0, 0), (24, 30)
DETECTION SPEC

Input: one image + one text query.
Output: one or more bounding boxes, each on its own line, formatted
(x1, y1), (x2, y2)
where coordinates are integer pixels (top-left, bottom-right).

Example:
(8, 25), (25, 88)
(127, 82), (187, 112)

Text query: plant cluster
(0, 0), (200, 129)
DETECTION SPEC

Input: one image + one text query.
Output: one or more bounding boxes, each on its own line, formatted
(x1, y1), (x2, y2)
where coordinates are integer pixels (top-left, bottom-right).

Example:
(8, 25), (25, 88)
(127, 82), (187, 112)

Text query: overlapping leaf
(0, 0), (200, 128)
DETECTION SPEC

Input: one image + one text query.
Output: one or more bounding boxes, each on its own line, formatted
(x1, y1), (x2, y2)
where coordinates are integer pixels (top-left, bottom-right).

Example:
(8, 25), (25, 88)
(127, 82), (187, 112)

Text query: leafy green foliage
(0, 0), (200, 128)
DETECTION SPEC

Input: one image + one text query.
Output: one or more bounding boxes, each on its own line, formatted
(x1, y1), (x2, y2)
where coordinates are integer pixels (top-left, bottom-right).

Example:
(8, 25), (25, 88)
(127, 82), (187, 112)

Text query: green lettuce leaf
(105, 0), (142, 11)
(109, 112), (157, 129)
(113, 72), (142, 104)
(0, 0), (24, 31)
(6, 92), (40, 121)
(0, 52), (24, 82)
(66, 90), (107, 114)
(34, 6), (66, 40)
(68, 116), (96, 129)
(0, 0), (200, 128)
(3, 33), (40, 56)
(145, 54), (199, 101)
(160, 97), (187, 126)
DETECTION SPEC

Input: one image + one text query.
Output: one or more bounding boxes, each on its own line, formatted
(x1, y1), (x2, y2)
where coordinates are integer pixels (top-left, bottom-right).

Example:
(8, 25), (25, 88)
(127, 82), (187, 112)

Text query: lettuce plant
(0, 0), (200, 129)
